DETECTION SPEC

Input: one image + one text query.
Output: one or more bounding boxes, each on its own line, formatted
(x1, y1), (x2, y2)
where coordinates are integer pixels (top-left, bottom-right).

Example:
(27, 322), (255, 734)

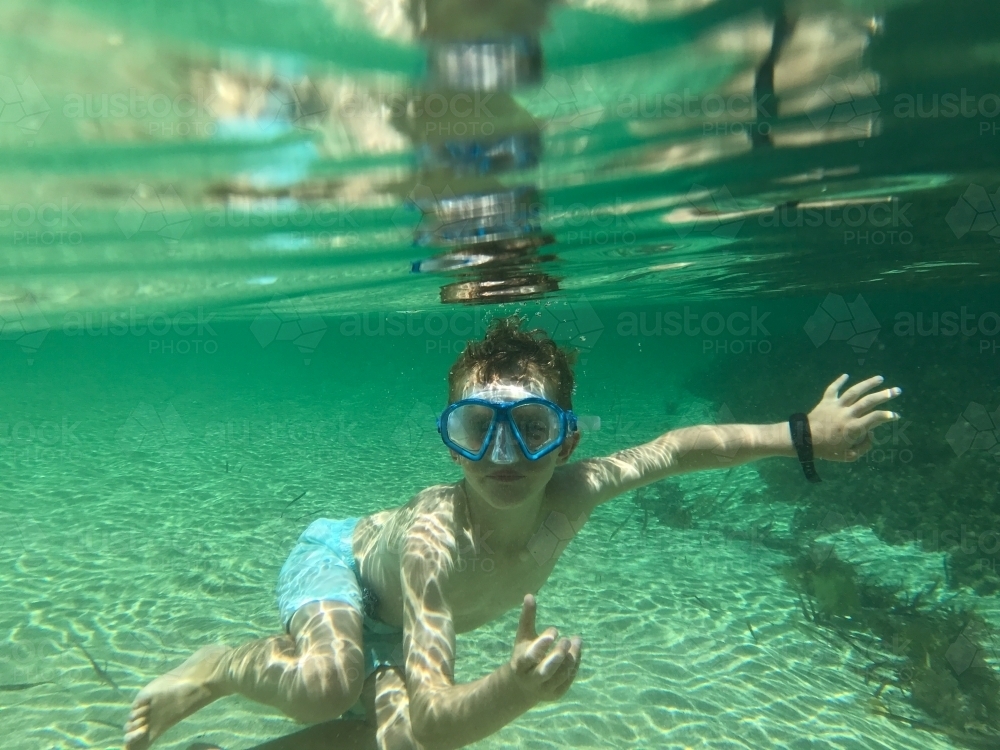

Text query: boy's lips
(488, 470), (524, 482)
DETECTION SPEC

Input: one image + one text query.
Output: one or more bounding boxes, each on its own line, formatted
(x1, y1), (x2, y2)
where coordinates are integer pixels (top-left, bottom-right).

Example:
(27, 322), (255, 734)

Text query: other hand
(807, 374), (902, 461)
(509, 594), (582, 702)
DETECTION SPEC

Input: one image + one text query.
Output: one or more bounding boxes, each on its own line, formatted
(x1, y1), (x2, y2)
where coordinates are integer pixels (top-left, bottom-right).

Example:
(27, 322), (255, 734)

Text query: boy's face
(450, 371), (580, 509)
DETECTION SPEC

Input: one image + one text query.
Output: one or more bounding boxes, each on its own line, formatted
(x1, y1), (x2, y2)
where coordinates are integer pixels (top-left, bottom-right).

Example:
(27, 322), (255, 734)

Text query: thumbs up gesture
(508, 594), (582, 702)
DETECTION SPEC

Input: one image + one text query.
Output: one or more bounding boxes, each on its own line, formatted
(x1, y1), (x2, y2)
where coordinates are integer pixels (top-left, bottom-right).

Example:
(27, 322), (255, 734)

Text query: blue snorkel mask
(437, 385), (578, 463)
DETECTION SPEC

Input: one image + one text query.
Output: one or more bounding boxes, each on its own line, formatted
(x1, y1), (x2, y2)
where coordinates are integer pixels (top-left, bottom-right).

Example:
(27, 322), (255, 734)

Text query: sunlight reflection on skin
(222, 601), (366, 724)
(128, 366), (897, 750)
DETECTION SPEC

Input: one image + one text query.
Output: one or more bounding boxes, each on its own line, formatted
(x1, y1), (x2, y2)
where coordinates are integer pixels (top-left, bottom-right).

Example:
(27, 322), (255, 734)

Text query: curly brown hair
(447, 315), (578, 409)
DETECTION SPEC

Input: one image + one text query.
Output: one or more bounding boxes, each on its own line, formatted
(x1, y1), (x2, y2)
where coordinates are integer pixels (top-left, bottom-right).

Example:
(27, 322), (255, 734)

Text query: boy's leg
(124, 600), (365, 750)
(238, 666), (419, 750)
(368, 666), (419, 750)
(223, 599), (366, 722)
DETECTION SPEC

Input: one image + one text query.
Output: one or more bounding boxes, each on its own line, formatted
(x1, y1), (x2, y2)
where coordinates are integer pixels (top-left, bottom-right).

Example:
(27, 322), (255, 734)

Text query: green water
(2, 0), (1000, 748)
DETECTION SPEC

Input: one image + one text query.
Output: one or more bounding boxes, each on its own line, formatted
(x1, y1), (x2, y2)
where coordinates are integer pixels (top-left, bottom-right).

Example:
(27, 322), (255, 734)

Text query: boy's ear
(555, 431), (581, 463)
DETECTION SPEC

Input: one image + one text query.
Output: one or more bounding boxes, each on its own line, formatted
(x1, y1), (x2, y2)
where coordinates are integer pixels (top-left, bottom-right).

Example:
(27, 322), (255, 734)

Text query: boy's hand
(807, 374), (902, 461)
(508, 594), (582, 702)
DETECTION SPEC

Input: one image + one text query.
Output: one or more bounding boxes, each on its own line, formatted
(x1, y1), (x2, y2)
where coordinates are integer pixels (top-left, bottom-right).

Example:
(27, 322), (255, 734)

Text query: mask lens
(446, 404), (496, 454)
(511, 402), (561, 453)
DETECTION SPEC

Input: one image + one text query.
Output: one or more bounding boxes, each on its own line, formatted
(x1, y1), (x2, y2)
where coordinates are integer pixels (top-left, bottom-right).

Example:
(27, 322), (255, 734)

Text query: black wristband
(789, 413), (821, 483)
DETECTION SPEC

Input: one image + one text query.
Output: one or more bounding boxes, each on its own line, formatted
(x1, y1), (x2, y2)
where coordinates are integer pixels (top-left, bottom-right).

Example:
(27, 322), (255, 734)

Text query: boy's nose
(489, 421), (518, 464)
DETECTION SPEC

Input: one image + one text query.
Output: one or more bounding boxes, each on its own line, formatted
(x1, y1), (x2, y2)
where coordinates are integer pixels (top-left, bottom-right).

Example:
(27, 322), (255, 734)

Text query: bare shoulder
(364, 484), (462, 554)
(398, 484), (465, 566)
(546, 459), (607, 506)
(545, 450), (646, 512)
(542, 463), (600, 531)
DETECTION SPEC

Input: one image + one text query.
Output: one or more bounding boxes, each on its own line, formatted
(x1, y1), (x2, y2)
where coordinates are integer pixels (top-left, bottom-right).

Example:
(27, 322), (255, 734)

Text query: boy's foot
(124, 644), (231, 750)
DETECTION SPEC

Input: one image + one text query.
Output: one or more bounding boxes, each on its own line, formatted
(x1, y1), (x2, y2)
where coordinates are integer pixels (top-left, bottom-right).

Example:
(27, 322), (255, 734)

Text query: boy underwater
(124, 315), (902, 750)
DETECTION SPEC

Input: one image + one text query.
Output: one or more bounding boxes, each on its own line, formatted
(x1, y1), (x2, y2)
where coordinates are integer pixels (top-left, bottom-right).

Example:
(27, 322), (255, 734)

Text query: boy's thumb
(516, 594), (537, 640)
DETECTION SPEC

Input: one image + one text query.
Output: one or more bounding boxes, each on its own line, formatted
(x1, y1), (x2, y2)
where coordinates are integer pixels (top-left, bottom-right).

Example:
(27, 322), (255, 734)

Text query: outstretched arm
(562, 374), (901, 510)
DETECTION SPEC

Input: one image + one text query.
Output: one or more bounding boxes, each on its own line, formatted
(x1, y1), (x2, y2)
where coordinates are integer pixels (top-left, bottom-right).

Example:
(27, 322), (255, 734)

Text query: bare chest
(445, 516), (584, 633)
(444, 535), (569, 632)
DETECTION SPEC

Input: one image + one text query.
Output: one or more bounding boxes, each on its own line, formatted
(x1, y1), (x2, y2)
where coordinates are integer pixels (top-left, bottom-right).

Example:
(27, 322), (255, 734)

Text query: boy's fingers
(568, 636), (582, 663)
(544, 637), (582, 687)
(840, 375), (884, 406)
(520, 633), (556, 669)
(851, 388), (901, 416)
(858, 410), (898, 431)
(516, 594), (537, 641)
(824, 374), (850, 400)
(536, 639), (570, 679)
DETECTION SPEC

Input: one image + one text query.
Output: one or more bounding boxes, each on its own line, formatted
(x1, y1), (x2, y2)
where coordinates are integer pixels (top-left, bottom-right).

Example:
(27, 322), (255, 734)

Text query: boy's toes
(127, 702), (150, 720)
(124, 725), (151, 750)
(124, 715), (146, 733)
(124, 702), (151, 750)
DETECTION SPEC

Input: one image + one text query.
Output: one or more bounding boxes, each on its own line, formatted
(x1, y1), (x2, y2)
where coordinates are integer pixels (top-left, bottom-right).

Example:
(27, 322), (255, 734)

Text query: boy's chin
(468, 476), (535, 504)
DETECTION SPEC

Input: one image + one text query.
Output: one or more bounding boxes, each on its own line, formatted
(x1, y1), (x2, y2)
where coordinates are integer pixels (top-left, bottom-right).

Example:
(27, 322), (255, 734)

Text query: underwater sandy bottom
(0, 385), (992, 750)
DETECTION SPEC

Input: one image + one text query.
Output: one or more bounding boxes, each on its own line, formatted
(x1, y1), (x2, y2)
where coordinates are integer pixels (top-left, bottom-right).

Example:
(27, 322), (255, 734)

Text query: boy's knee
(288, 654), (365, 723)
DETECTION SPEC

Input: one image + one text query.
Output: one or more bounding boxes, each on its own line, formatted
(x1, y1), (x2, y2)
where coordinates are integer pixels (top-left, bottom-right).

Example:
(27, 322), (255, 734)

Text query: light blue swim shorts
(276, 517), (405, 684)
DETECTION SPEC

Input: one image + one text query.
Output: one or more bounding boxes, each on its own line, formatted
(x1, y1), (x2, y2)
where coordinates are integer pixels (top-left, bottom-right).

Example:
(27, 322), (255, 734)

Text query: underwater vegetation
(610, 481), (695, 541)
(785, 548), (1000, 747)
(614, 473), (1000, 743)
